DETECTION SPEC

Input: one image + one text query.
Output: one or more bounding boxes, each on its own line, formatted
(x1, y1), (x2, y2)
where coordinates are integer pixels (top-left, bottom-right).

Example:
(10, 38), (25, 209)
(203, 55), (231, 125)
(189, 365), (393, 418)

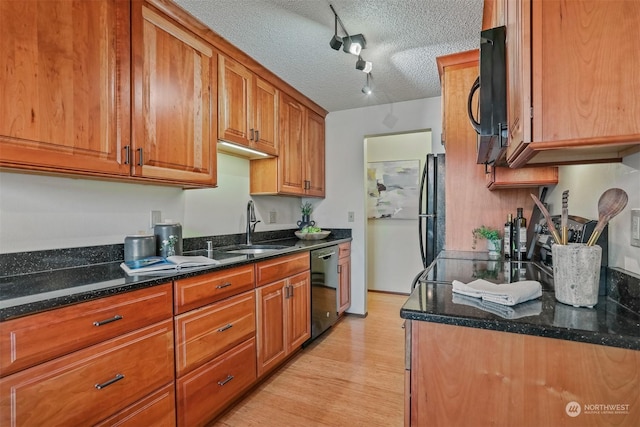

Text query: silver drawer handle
(93, 315), (123, 326)
(217, 374), (234, 386)
(217, 323), (233, 332)
(95, 373), (124, 390)
(216, 282), (232, 289)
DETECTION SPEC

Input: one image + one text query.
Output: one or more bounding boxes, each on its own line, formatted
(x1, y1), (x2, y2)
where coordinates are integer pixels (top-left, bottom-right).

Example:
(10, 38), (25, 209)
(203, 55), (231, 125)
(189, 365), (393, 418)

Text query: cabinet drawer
(176, 337), (257, 427)
(174, 265), (255, 314)
(255, 252), (309, 287)
(338, 242), (351, 259)
(0, 283), (173, 376)
(175, 291), (255, 376)
(0, 320), (174, 427)
(95, 382), (175, 427)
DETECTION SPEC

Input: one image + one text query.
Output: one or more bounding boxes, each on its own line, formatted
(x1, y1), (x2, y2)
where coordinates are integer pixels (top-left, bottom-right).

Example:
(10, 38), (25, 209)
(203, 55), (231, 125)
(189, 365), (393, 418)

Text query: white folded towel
(452, 279), (542, 306)
(452, 293), (542, 319)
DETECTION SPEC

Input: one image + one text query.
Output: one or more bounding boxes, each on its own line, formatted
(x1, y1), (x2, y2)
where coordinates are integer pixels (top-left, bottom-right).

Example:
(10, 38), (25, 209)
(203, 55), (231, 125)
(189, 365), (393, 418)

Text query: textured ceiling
(174, 0), (484, 112)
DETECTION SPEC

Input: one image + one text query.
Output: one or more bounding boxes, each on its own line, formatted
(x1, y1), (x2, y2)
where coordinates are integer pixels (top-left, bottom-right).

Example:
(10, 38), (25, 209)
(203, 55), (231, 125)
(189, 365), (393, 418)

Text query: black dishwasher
(307, 246), (339, 343)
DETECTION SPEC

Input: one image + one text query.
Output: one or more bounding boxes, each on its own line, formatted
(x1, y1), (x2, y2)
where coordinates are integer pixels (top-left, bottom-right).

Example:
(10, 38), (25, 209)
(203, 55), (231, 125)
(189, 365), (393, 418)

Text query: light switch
(631, 209), (640, 248)
(348, 211), (355, 222)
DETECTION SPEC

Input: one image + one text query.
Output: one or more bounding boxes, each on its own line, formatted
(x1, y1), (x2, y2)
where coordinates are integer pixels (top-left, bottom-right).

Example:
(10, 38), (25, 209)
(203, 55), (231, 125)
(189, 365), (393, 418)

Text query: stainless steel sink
(222, 244), (290, 255)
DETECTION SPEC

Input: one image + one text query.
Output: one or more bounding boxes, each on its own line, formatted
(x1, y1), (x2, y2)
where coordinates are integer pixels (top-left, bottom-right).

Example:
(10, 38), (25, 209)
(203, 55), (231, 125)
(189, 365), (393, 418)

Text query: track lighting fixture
(362, 73), (372, 95)
(343, 34), (366, 56)
(356, 56), (372, 73)
(329, 9), (342, 50)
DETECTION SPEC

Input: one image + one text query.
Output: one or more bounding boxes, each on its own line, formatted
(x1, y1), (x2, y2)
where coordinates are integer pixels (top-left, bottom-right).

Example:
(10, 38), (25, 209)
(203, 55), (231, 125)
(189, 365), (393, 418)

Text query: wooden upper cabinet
(131, 2), (217, 187)
(305, 109), (326, 197)
(482, 0), (506, 29)
(249, 92), (325, 197)
(218, 55), (279, 156)
(506, 0), (640, 167)
(0, 0), (130, 176)
(253, 77), (279, 155)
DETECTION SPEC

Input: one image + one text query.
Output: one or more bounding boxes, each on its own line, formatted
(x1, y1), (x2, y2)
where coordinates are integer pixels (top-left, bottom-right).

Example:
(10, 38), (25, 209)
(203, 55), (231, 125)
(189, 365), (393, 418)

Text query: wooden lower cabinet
(338, 242), (351, 315)
(256, 269), (311, 378)
(95, 383), (176, 427)
(176, 337), (257, 427)
(407, 321), (640, 426)
(0, 283), (173, 377)
(0, 320), (174, 426)
(174, 291), (256, 377)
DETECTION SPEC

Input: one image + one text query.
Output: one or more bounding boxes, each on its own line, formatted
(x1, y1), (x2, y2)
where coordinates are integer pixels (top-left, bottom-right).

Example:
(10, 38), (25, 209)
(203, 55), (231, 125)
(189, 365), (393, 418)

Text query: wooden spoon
(530, 194), (562, 244)
(586, 188), (628, 246)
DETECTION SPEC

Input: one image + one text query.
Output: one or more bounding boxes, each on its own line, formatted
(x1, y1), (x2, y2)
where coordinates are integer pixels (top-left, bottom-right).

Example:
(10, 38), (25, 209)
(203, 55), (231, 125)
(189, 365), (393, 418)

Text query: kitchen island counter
(400, 252), (640, 351)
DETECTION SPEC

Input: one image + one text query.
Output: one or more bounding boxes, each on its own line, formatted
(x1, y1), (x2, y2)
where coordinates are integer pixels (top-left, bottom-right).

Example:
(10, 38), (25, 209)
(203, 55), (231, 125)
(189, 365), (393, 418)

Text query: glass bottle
(504, 213), (513, 259)
(514, 208), (527, 261)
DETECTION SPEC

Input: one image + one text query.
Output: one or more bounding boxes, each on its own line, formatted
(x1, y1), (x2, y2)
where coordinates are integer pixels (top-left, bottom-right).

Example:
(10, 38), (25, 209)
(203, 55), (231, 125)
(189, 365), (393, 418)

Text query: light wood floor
(214, 291), (408, 426)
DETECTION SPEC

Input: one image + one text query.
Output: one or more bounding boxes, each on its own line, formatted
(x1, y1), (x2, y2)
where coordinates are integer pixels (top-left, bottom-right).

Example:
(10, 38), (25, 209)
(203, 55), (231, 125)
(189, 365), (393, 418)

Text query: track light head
(356, 56), (372, 73)
(362, 73), (372, 95)
(330, 34), (343, 50)
(343, 34), (366, 55)
(329, 12), (343, 50)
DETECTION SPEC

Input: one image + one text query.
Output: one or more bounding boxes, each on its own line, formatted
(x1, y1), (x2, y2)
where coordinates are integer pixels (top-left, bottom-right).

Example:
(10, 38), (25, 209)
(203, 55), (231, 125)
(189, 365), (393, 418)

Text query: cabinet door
(278, 92), (306, 195)
(218, 55), (252, 147)
(305, 109), (326, 197)
(255, 280), (287, 377)
(174, 291), (255, 376)
(131, 3), (216, 186)
(0, 0), (130, 176)
(95, 383), (175, 427)
(286, 271), (311, 353)
(505, 0), (530, 161)
(176, 338), (256, 427)
(338, 256), (351, 315)
(253, 77), (279, 155)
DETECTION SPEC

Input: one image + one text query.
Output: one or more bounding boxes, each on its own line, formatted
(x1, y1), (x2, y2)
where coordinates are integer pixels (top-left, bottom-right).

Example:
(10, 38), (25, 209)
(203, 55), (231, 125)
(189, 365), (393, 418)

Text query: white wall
(314, 97), (443, 316)
(545, 152), (640, 274)
(366, 131), (432, 293)
(0, 153), (301, 253)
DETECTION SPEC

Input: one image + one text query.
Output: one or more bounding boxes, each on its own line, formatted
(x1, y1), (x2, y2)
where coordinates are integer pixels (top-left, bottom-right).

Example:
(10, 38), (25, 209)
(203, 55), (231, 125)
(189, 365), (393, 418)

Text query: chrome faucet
(246, 200), (261, 245)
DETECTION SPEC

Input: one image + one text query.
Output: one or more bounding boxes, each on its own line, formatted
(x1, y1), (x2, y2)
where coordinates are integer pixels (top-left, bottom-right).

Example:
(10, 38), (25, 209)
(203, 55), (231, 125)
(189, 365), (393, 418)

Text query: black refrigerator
(418, 154), (446, 268)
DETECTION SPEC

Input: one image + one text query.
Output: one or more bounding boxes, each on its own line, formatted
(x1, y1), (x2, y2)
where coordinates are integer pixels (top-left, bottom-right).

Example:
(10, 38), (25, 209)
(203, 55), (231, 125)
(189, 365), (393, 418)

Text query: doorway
(364, 130), (432, 293)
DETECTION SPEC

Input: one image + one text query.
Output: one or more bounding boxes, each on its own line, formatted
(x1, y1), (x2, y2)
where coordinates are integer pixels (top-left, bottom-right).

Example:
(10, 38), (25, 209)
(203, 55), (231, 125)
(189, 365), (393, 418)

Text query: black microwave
(467, 26), (507, 165)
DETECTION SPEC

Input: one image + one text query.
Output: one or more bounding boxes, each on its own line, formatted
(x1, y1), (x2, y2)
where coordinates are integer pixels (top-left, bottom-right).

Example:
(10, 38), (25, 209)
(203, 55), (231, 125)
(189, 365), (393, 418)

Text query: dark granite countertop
(400, 251), (640, 351)
(0, 233), (351, 322)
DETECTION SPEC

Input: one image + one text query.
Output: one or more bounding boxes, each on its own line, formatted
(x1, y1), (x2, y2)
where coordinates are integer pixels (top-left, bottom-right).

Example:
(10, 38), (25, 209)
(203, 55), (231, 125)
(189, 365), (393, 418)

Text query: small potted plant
(471, 225), (502, 258)
(298, 202), (316, 230)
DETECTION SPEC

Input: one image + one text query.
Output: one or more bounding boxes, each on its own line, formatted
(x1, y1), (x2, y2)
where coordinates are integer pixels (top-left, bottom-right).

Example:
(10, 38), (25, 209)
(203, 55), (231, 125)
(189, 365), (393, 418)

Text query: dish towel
(452, 279), (542, 306)
(452, 293), (542, 319)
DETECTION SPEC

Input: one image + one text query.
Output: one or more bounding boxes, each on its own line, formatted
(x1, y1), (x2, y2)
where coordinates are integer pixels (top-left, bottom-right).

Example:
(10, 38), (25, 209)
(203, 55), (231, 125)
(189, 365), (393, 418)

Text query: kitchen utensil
(530, 194), (562, 245)
(561, 190), (569, 245)
(586, 188), (628, 246)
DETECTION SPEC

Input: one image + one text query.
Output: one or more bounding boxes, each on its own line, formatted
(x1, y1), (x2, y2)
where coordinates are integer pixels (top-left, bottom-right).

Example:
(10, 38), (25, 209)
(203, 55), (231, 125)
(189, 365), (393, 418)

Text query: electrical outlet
(269, 211), (277, 224)
(631, 209), (640, 248)
(150, 210), (161, 229)
(348, 211), (355, 222)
